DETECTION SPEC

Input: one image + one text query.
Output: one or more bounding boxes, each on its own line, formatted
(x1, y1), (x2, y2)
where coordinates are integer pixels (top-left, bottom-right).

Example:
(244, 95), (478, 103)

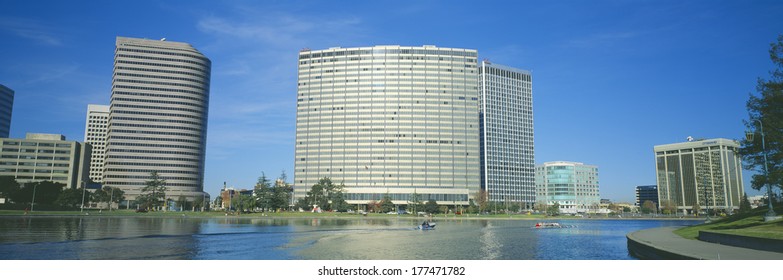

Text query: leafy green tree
(660, 199), (678, 215)
(55, 187), (84, 208)
(254, 172), (272, 211)
(739, 192), (752, 214)
(408, 191), (423, 214)
(301, 177), (346, 211)
(741, 35), (783, 195)
(691, 202), (701, 216)
(380, 194), (395, 213)
(424, 199), (440, 214)
(641, 200), (657, 214)
(13, 181), (65, 206)
(475, 189), (488, 213)
(0, 176), (20, 202)
(213, 195), (222, 209)
(270, 172), (294, 211)
(546, 203), (560, 216)
(92, 186), (124, 210)
(136, 171), (167, 210)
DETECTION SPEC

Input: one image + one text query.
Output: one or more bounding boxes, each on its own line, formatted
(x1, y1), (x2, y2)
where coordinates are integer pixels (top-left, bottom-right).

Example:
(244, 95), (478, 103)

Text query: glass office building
(654, 138), (744, 214)
(0, 84), (13, 138)
(294, 45), (480, 206)
(535, 161), (600, 214)
(479, 61), (534, 209)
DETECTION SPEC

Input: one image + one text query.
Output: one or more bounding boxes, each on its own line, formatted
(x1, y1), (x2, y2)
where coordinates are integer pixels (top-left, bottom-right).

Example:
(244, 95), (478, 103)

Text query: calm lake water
(0, 216), (700, 260)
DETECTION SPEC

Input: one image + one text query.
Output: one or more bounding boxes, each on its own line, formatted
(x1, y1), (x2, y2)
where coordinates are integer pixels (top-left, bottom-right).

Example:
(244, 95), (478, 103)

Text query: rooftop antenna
(161, 38), (166, 41)
(687, 136), (694, 142)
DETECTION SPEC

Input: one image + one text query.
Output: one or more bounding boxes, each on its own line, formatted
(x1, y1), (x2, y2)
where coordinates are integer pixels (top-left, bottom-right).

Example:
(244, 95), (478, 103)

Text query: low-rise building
(535, 161), (600, 214)
(0, 133), (90, 189)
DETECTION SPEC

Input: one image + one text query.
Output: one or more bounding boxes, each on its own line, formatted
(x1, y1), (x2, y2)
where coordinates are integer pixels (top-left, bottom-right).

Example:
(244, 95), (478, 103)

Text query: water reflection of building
(654, 138), (744, 215)
(535, 161), (600, 214)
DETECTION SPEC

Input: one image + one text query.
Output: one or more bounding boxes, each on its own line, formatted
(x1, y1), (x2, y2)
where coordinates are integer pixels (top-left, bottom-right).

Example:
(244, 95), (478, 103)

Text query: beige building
(84, 104), (109, 183)
(294, 45), (480, 206)
(0, 133), (90, 189)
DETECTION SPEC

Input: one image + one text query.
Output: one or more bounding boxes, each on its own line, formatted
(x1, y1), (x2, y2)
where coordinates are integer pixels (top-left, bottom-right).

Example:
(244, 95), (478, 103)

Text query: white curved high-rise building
(294, 45), (480, 206)
(103, 37), (210, 202)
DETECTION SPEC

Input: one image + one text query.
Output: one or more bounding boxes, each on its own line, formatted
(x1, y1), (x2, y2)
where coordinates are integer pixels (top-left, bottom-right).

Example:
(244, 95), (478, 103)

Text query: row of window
(115, 66), (208, 80)
(0, 162), (70, 167)
(104, 161), (199, 168)
(117, 47), (210, 64)
(105, 168), (199, 175)
(110, 149), (201, 156)
(116, 54), (210, 68)
(0, 168), (69, 174)
(107, 141), (201, 150)
(112, 116), (203, 126)
(111, 122), (202, 133)
(112, 103), (204, 115)
(112, 97), (205, 110)
(111, 110), (203, 120)
(113, 85), (207, 97)
(106, 155), (201, 162)
(111, 129), (202, 139)
(108, 135), (203, 144)
(115, 72), (209, 86)
(2, 141), (72, 147)
(300, 49), (477, 59)
(116, 60), (207, 73)
(1, 155), (70, 160)
(114, 90), (206, 103)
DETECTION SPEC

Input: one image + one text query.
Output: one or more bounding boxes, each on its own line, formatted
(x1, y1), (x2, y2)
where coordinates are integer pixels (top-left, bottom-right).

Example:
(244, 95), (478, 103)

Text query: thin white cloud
(0, 17), (63, 46)
(565, 31), (637, 49)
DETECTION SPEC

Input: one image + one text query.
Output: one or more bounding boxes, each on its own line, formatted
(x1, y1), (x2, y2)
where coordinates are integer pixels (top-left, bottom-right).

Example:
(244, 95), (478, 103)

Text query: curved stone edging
(626, 230), (699, 260)
(698, 231), (783, 253)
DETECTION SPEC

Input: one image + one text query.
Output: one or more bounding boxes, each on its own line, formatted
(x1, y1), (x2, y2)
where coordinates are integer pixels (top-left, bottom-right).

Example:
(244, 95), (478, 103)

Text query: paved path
(627, 226), (783, 260)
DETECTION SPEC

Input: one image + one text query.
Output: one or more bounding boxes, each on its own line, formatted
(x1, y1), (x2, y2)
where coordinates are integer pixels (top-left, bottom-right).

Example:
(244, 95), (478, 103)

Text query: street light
(80, 181), (87, 213)
(746, 119), (777, 220)
(30, 183), (37, 212)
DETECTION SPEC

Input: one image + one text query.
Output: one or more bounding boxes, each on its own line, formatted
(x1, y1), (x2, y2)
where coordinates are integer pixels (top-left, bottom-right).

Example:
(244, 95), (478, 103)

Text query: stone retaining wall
(698, 231), (783, 253)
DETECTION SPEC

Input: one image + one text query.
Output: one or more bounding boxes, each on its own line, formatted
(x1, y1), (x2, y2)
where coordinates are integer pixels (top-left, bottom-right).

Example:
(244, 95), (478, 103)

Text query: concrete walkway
(627, 226), (783, 260)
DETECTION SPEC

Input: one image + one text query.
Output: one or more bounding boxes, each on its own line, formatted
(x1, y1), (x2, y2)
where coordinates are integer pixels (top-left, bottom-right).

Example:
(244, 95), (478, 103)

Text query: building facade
(0, 84), (14, 138)
(103, 37), (211, 201)
(654, 138), (744, 214)
(535, 161), (600, 214)
(294, 45), (480, 206)
(84, 104), (109, 184)
(0, 133), (90, 189)
(635, 185), (659, 207)
(479, 61), (534, 208)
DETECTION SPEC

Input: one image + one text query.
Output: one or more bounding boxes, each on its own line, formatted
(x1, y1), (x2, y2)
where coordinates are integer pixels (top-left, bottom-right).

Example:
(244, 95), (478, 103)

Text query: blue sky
(1, 0), (781, 202)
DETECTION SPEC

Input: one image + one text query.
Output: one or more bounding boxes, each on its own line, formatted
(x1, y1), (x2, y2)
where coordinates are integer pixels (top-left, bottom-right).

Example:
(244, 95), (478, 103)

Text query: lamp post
(109, 187), (114, 211)
(30, 183), (37, 212)
(746, 119), (777, 220)
(80, 182), (87, 212)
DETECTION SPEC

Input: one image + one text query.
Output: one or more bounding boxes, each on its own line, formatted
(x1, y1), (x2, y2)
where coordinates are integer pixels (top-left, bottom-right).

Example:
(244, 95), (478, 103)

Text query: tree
(0, 176), (20, 202)
(407, 191), (424, 214)
(534, 202), (547, 213)
(254, 172), (272, 211)
(691, 202), (701, 216)
(12, 181), (65, 206)
(475, 189), (488, 213)
(270, 172), (294, 211)
(380, 194), (395, 213)
(193, 195), (206, 211)
(301, 177), (345, 212)
(546, 203), (560, 216)
(660, 199), (678, 215)
(739, 192), (752, 214)
(136, 171), (167, 210)
(55, 187), (84, 208)
(741, 35), (783, 195)
(641, 200), (657, 214)
(424, 199), (439, 214)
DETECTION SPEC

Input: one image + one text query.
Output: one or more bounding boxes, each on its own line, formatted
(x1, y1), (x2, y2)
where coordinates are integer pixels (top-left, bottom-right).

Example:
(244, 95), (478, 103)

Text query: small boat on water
(534, 222), (576, 229)
(417, 222), (436, 230)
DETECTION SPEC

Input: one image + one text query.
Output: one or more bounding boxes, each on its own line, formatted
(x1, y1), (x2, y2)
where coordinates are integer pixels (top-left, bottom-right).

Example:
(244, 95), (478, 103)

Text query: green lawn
(674, 206), (783, 240)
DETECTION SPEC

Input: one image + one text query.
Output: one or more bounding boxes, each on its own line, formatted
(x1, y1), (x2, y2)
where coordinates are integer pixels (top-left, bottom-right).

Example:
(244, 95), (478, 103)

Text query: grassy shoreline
(673, 206), (783, 241)
(0, 209), (705, 221)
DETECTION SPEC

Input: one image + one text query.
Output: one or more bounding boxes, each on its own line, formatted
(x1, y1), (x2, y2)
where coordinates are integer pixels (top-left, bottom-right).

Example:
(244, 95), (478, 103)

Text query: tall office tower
(635, 185), (659, 207)
(479, 61), (534, 209)
(103, 37), (211, 202)
(0, 84), (14, 138)
(84, 104), (109, 183)
(0, 133), (90, 189)
(654, 138), (744, 214)
(535, 161), (600, 214)
(294, 45), (480, 207)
